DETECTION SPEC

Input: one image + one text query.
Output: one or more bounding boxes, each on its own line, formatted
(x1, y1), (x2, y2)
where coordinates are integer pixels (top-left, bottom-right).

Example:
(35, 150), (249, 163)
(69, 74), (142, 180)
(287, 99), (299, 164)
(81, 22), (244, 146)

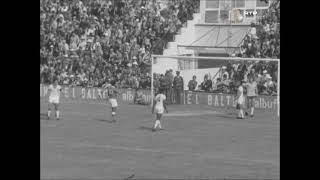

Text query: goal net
(150, 55), (279, 118)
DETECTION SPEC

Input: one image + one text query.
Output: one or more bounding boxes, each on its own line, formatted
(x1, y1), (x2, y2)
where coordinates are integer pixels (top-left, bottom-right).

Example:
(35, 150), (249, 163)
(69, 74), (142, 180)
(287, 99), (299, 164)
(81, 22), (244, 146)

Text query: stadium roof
(178, 24), (250, 50)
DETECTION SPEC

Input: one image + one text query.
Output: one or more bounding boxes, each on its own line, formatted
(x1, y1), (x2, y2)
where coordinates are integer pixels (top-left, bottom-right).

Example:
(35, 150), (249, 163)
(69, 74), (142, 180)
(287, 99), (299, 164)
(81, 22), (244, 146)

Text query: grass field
(40, 98), (279, 179)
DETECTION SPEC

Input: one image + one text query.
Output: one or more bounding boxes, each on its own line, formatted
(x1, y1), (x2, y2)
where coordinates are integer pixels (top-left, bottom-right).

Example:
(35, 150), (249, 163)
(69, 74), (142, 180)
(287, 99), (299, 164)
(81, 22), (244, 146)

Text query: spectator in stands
(153, 74), (160, 94)
(249, 23), (257, 39)
(159, 73), (166, 89)
(168, 69), (174, 103)
(188, 75), (197, 91)
(220, 66), (229, 79)
(221, 74), (231, 93)
(145, 76), (151, 89)
(264, 74), (277, 95)
(173, 71), (184, 104)
(213, 78), (222, 93)
(199, 74), (212, 92)
(164, 70), (173, 104)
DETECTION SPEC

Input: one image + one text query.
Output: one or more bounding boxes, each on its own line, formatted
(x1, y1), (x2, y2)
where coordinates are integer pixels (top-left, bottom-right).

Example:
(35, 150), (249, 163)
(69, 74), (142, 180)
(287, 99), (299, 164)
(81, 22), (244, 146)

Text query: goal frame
(150, 55), (280, 117)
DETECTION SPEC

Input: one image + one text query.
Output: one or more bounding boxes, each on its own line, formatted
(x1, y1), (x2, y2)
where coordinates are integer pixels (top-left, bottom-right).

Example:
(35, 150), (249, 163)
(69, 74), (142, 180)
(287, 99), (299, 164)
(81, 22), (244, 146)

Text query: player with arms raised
(103, 83), (119, 123)
(47, 78), (63, 120)
(151, 88), (168, 132)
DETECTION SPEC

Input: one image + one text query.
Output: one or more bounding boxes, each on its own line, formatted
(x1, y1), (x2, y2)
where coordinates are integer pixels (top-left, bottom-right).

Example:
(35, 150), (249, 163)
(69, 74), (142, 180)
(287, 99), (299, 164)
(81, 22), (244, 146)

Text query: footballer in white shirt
(236, 80), (246, 119)
(47, 79), (63, 120)
(151, 88), (168, 132)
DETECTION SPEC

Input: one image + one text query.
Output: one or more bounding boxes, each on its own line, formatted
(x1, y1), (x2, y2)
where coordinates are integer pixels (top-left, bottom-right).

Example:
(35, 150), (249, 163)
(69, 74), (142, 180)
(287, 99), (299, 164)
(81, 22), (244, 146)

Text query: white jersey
(155, 94), (166, 108)
(237, 85), (244, 104)
(154, 94), (166, 114)
(49, 84), (62, 98)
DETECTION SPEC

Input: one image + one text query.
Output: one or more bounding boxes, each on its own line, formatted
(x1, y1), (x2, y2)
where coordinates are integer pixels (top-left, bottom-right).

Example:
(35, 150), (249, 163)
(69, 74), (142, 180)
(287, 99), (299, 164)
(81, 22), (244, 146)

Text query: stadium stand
(40, 0), (279, 96)
(40, 0), (199, 88)
(154, 0), (279, 96)
(239, 0), (280, 59)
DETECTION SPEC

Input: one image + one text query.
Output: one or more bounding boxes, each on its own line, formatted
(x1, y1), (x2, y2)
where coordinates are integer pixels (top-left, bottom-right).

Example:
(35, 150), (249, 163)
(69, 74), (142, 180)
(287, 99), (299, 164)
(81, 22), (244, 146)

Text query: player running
(151, 88), (168, 132)
(103, 83), (119, 123)
(235, 80), (245, 119)
(47, 78), (63, 120)
(244, 76), (258, 117)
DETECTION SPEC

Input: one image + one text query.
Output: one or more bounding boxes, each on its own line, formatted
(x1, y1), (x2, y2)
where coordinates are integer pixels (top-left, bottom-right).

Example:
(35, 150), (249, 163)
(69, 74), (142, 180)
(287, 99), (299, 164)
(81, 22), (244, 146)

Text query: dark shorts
(236, 103), (243, 110)
(247, 96), (256, 106)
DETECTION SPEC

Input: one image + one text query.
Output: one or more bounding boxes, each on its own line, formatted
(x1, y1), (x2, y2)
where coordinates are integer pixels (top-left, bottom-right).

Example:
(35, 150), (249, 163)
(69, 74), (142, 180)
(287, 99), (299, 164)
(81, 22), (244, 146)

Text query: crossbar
(151, 55), (279, 62)
(177, 45), (240, 49)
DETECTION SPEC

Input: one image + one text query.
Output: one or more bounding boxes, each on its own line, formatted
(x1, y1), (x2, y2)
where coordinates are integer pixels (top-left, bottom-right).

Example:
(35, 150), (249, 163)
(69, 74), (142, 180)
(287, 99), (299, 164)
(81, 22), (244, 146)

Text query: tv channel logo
(244, 10), (257, 17)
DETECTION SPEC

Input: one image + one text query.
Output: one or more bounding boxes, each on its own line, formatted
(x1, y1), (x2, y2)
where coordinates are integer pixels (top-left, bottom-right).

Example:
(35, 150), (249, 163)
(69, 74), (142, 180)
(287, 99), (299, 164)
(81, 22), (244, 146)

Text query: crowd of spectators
(40, 0), (200, 89)
(198, 60), (278, 96)
(153, 58), (278, 103)
(239, 0), (280, 59)
(40, 0), (279, 96)
(184, 0), (280, 96)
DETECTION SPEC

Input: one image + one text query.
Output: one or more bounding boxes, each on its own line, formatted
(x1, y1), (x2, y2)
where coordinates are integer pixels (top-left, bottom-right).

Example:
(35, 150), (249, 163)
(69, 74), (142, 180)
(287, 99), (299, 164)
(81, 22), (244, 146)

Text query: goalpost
(150, 55), (279, 118)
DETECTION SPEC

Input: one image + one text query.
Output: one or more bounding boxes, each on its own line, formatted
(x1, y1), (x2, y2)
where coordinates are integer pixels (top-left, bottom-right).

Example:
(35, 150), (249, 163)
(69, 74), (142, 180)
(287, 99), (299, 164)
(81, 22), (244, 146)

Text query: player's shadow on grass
(124, 174), (135, 180)
(93, 118), (114, 123)
(137, 126), (154, 132)
(215, 114), (236, 119)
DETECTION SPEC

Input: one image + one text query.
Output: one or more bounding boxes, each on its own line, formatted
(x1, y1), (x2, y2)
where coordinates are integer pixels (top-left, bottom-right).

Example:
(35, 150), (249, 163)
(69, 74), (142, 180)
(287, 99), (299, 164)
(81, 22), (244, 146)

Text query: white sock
(56, 111), (60, 118)
(154, 120), (160, 129)
(240, 109), (244, 118)
(158, 121), (162, 129)
(113, 112), (116, 120)
(250, 107), (254, 115)
(48, 111), (51, 117)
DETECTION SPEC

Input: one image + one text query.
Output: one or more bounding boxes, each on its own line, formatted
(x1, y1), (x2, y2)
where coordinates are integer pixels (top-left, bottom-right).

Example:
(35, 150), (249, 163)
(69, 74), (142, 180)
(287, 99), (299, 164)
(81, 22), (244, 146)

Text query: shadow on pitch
(123, 174), (135, 180)
(93, 118), (114, 123)
(215, 114), (236, 119)
(137, 126), (154, 132)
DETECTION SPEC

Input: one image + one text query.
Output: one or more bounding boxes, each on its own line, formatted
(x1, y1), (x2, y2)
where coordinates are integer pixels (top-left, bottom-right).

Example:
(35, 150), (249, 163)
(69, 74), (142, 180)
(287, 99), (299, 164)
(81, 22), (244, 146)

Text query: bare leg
(47, 103), (52, 120)
(54, 103), (60, 120)
(111, 107), (117, 123)
(153, 114), (162, 131)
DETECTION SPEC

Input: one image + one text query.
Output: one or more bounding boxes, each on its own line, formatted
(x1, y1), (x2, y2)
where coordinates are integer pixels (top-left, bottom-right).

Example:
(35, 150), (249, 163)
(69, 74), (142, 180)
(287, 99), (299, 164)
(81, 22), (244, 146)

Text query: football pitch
(40, 98), (279, 179)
